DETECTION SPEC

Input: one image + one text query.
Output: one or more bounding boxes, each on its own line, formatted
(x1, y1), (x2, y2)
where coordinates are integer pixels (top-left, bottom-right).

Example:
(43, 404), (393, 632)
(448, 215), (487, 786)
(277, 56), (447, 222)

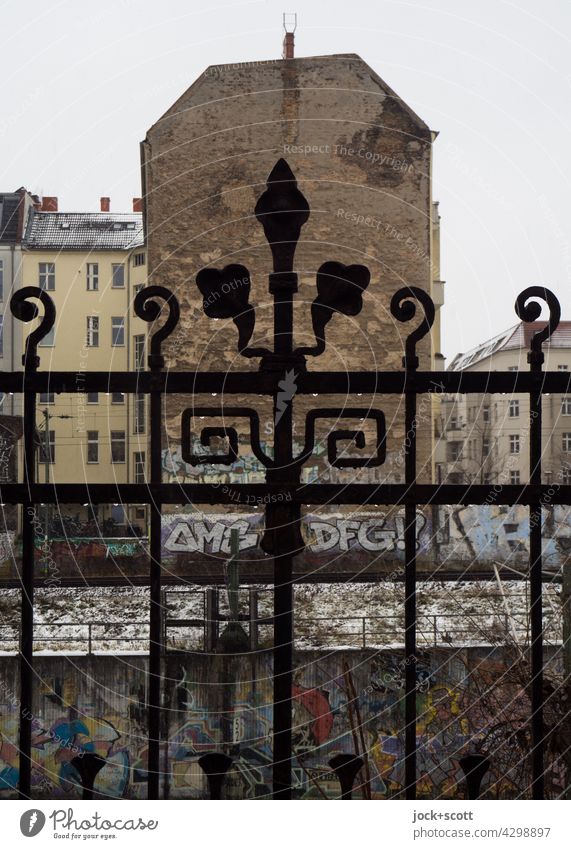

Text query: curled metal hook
(134, 285), (180, 370)
(514, 286), (560, 367)
(10, 286), (56, 371)
(390, 286), (435, 370)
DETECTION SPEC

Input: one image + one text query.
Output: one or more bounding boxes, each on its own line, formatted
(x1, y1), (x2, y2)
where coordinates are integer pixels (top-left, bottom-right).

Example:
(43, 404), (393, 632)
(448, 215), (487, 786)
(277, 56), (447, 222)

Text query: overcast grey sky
(1, 0), (570, 360)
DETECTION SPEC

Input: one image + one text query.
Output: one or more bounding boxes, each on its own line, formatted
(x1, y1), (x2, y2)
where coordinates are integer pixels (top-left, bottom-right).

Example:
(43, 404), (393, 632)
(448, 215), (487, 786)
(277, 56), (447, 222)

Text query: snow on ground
(0, 581), (562, 653)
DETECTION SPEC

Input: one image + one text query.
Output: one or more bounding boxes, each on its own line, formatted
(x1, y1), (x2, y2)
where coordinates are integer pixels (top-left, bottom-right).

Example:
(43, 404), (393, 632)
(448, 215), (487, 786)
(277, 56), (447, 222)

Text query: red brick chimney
(100, 197), (110, 212)
(41, 196), (58, 212)
(132, 197), (143, 212)
(283, 31), (294, 59)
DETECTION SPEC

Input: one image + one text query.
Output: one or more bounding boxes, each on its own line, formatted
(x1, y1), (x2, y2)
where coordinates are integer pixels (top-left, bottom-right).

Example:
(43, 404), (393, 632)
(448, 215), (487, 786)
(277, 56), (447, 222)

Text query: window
(483, 407), (490, 422)
(87, 316), (99, 347)
(39, 262), (55, 291)
(0, 315), (3, 357)
(87, 431), (99, 463)
(562, 397), (571, 415)
(509, 434), (520, 454)
(0, 259), (3, 301)
(558, 364), (569, 371)
(134, 334), (145, 370)
(111, 317), (125, 346)
(482, 437), (490, 454)
(134, 393), (145, 434)
(510, 470), (520, 484)
(448, 442), (461, 462)
(111, 392), (125, 404)
(483, 473), (492, 485)
(134, 451), (146, 484)
(39, 430), (55, 464)
(563, 468), (571, 484)
(111, 264), (125, 288)
(39, 325), (55, 346)
(563, 433), (571, 453)
(133, 252), (145, 267)
(39, 393), (54, 405)
(87, 392), (98, 404)
(509, 400), (519, 417)
(508, 365), (518, 372)
(111, 430), (126, 463)
(86, 263), (99, 291)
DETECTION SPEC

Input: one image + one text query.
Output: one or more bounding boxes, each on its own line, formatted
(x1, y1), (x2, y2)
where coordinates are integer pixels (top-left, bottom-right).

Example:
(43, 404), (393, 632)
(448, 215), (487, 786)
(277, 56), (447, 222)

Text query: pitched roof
(449, 321), (571, 371)
(23, 211), (144, 251)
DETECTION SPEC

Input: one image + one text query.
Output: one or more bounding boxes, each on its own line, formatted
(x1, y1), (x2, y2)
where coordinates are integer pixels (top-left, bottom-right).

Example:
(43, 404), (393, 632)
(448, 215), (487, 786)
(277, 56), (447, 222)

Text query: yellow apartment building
(20, 198), (148, 530)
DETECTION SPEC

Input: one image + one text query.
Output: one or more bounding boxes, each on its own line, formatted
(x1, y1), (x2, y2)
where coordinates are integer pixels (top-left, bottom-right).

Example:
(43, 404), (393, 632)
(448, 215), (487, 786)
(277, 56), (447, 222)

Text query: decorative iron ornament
(3, 159), (565, 801)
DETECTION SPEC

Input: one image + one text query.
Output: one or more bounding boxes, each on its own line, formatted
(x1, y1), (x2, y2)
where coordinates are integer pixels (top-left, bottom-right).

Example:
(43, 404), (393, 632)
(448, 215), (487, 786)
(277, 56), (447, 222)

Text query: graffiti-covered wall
(0, 647), (564, 800)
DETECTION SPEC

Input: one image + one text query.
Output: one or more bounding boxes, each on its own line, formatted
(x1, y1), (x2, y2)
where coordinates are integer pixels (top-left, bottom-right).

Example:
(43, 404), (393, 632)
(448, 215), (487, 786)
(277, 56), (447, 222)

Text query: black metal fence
(0, 159), (568, 799)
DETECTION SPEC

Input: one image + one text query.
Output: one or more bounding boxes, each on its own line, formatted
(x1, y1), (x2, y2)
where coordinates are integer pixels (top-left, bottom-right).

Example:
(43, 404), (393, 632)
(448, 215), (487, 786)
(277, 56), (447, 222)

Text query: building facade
(18, 199), (148, 528)
(436, 322), (571, 485)
(142, 53), (445, 483)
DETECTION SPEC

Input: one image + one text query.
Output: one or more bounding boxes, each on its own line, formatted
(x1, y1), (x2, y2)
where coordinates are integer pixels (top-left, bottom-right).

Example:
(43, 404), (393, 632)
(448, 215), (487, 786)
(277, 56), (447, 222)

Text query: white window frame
(39, 262), (55, 291)
(111, 317), (125, 347)
(87, 316), (99, 347)
(111, 263), (125, 288)
(111, 430), (126, 463)
(87, 430), (99, 464)
(86, 263), (99, 291)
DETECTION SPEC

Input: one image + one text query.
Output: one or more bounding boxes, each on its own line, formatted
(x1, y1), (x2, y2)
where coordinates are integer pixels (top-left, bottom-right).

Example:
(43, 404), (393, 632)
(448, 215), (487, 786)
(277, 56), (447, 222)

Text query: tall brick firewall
(142, 54), (435, 488)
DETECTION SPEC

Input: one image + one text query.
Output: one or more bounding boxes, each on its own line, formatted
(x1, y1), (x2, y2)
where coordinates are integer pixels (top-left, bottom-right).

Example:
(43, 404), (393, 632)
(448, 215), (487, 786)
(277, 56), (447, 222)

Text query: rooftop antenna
(283, 13), (297, 59)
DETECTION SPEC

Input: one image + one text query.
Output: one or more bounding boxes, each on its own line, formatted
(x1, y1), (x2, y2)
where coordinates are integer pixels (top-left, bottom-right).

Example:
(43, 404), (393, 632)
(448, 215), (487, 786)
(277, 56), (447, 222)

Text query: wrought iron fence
(0, 158), (568, 799)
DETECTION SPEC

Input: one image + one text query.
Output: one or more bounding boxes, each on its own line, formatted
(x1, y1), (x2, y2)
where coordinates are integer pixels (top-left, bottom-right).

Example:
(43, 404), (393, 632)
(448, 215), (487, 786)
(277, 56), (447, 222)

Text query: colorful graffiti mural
(0, 648), (563, 799)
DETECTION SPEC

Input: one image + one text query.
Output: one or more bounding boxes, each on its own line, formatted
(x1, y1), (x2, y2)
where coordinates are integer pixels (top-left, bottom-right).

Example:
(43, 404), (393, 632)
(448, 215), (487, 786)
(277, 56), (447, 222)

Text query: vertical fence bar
(404, 367), (418, 800)
(148, 371), (162, 799)
(529, 362), (544, 799)
(391, 286), (435, 803)
(270, 328), (296, 800)
(515, 286), (559, 799)
(19, 383), (36, 798)
(135, 286), (179, 800)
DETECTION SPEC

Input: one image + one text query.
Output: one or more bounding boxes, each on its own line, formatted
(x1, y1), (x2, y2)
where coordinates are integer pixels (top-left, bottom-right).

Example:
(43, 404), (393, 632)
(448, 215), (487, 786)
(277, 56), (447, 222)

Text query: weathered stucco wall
(142, 54), (435, 481)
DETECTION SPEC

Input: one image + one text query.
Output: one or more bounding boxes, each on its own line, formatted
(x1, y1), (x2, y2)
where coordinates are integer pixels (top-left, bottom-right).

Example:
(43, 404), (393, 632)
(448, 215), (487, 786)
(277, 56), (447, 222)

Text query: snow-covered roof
(449, 321), (571, 371)
(23, 211), (144, 251)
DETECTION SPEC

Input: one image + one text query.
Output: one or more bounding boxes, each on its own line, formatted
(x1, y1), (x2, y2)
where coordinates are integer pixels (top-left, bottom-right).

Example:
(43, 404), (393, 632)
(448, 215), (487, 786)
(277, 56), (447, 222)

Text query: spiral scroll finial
(514, 286), (560, 367)
(10, 286), (56, 371)
(390, 286), (435, 371)
(134, 285), (180, 370)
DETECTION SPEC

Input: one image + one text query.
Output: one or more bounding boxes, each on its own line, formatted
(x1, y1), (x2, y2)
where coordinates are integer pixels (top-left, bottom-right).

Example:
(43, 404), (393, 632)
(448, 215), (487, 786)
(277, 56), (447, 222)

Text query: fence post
(249, 589), (259, 651)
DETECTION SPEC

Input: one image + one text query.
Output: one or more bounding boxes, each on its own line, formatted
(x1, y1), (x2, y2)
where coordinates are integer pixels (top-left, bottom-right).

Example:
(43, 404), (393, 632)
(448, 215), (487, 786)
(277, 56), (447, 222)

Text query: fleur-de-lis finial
(255, 158), (310, 284)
